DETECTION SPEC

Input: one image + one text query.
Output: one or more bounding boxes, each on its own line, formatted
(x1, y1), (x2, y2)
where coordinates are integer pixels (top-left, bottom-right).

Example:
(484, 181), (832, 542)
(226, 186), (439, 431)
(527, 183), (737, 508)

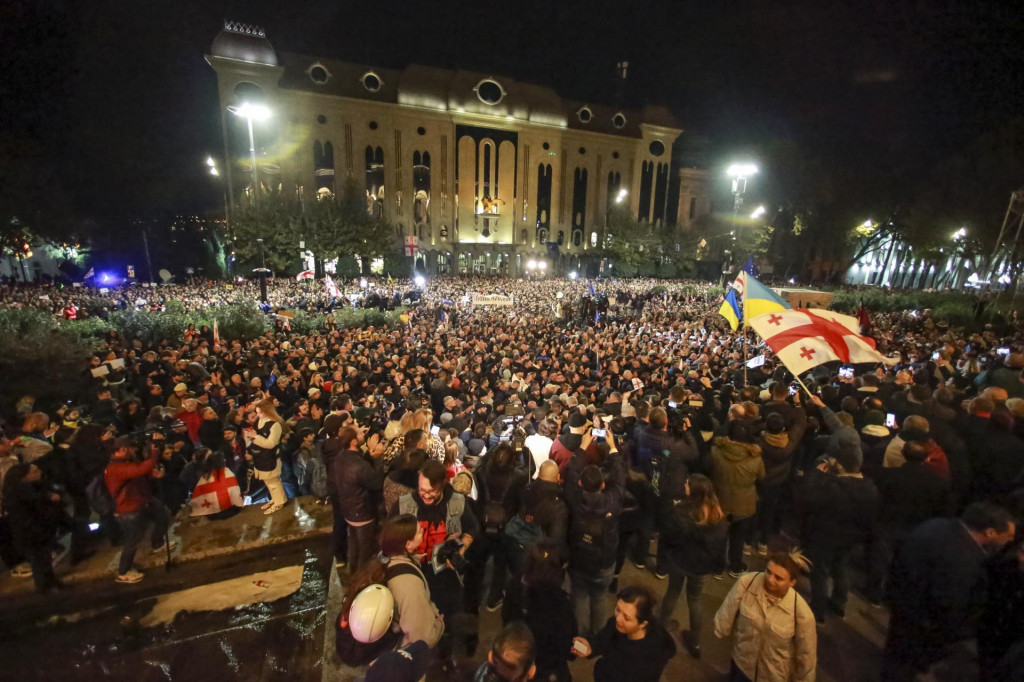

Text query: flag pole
(742, 283), (749, 386)
(792, 373), (814, 397)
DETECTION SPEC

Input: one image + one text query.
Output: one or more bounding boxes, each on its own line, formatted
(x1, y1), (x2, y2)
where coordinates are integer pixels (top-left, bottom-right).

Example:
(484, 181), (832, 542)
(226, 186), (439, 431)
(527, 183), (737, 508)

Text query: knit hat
(567, 412), (587, 429)
(308, 388), (321, 397)
(174, 383), (188, 393)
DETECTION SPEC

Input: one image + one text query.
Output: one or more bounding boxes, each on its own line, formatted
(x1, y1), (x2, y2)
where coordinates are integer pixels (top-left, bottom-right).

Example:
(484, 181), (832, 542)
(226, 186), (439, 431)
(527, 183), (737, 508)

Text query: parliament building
(207, 22), (711, 276)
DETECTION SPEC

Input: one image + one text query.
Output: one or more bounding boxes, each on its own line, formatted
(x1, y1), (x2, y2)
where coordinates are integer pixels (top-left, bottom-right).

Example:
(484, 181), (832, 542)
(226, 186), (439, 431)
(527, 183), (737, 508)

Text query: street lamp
(228, 101), (272, 303)
(615, 188), (628, 204)
(205, 155), (234, 278)
(727, 163), (758, 213)
(750, 205), (766, 219)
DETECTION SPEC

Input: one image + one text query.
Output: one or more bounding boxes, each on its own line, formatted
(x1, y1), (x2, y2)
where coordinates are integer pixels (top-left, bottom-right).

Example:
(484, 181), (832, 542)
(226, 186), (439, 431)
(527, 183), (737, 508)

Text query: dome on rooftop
(210, 21), (278, 66)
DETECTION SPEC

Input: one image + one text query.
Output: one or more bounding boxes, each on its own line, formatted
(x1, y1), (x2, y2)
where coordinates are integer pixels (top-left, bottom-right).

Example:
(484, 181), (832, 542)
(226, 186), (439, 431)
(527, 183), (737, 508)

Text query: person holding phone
(571, 586), (676, 682)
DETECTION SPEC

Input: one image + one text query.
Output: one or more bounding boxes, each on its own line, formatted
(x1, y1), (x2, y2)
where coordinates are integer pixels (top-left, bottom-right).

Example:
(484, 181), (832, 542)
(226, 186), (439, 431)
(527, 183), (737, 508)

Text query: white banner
(471, 293), (514, 307)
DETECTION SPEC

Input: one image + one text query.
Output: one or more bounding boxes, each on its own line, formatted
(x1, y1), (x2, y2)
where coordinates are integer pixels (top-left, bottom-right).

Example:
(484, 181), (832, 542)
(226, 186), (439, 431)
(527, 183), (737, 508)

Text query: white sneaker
(115, 569), (144, 584)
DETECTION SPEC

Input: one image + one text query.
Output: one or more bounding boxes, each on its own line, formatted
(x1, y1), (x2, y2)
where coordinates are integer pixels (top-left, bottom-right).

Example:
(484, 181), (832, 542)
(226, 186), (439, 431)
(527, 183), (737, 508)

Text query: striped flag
(324, 275), (340, 298)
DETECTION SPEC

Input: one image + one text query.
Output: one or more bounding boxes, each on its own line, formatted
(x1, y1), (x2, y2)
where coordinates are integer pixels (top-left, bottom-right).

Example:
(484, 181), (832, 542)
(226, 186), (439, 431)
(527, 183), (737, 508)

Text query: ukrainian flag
(719, 288), (742, 330)
(743, 274), (791, 320)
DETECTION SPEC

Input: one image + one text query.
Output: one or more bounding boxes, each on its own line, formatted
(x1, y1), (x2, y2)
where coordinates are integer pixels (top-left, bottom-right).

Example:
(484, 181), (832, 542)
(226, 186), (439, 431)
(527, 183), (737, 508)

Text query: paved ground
(0, 498), (896, 682)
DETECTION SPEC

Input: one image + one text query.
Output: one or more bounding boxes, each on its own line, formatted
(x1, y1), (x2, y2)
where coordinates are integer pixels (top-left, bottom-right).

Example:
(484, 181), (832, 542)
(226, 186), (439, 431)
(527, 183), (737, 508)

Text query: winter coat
(589, 616), (677, 682)
(876, 462), (950, 538)
(104, 452), (158, 514)
(757, 408), (808, 487)
(710, 437), (765, 520)
(565, 450), (626, 572)
(332, 448), (384, 524)
(386, 554), (444, 647)
(4, 480), (62, 550)
(797, 470), (879, 550)
(713, 572), (817, 682)
(248, 418), (282, 472)
(659, 498), (729, 575)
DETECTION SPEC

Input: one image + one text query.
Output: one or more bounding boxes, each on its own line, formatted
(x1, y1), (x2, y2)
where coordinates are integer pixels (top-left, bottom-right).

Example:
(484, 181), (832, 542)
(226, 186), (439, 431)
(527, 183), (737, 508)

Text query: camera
(433, 538), (467, 573)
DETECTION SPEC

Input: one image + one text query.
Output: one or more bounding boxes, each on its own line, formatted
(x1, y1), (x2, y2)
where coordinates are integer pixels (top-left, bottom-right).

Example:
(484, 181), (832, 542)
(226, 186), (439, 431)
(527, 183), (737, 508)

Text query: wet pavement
(0, 541), (330, 682)
(0, 502), (898, 682)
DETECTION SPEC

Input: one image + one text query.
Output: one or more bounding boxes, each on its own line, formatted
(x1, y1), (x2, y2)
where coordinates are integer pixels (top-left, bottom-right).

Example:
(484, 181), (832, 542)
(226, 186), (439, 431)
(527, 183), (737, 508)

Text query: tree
(230, 191), (302, 274)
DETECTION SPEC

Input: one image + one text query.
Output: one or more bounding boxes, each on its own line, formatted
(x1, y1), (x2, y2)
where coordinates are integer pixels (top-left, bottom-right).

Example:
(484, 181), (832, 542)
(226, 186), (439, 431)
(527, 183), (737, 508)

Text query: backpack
(503, 513), (546, 571)
(570, 506), (616, 569)
(483, 473), (510, 536)
(308, 454), (329, 499)
(334, 562), (424, 666)
(86, 473), (116, 516)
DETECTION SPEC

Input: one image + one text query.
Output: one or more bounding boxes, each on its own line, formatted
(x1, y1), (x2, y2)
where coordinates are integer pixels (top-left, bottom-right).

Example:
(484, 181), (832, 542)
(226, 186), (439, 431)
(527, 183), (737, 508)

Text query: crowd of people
(1, 274), (1022, 681)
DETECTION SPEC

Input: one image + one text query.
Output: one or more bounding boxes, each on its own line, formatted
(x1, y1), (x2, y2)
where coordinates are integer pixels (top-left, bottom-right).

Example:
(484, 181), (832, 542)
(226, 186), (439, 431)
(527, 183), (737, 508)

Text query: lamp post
(228, 102), (271, 303)
(206, 156), (235, 278)
(723, 163), (758, 285)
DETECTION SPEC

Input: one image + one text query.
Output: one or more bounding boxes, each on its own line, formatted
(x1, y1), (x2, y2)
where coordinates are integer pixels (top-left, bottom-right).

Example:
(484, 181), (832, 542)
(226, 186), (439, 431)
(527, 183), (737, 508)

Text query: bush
(0, 309), (91, 413)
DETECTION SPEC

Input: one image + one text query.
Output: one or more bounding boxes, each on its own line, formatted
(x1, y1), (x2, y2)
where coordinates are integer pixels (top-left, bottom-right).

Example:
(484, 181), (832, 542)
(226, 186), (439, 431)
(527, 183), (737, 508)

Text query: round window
(649, 140), (666, 157)
(417, 126), (426, 136)
(476, 79), (504, 105)
(233, 81), (264, 103)
(361, 72), (382, 93)
(369, 121), (378, 131)
(578, 147), (586, 155)
(309, 65), (330, 85)
(316, 115), (327, 125)
(612, 113), (626, 129)
(542, 142), (550, 151)
(612, 151), (620, 159)
(577, 107), (593, 123)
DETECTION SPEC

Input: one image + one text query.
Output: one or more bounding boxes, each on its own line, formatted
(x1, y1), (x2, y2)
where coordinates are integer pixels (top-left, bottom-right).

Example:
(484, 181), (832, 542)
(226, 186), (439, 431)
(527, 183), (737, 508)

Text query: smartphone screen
(592, 429), (606, 438)
(885, 413), (897, 428)
(430, 425), (440, 436)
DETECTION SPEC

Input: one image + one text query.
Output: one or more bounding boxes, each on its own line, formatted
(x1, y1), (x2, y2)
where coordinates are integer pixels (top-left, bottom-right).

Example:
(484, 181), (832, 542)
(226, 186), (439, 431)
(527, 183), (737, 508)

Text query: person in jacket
(104, 435), (173, 584)
(246, 400), (286, 515)
(713, 547), (817, 682)
(565, 431), (626, 636)
(883, 502), (1016, 681)
(632, 406), (699, 575)
(658, 473), (729, 658)
(572, 585), (677, 682)
(549, 410), (588, 476)
(319, 413), (347, 566)
(332, 425), (385, 571)
(197, 406), (224, 451)
(866, 439), (951, 604)
(501, 542), (576, 682)
(514, 459), (570, 565)
(756, 406), (807, 551)
(796, 425), (879, 624)
(384, 448), (429, 516)
(336, 513), (443, 663)
(394, 458), (478, 623)
(464, 443), (528, 613)
(474, 621), (537, 682)
(969, 410), (1024, 504)
(710, 419), (765, 577)
(1, 463), (64, 593)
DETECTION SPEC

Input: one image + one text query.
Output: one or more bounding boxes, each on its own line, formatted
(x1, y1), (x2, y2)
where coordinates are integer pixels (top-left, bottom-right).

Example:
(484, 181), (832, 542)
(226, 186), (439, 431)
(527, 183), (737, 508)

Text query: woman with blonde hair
(411, 408), (446, 461)
(658, 473), (729, 658)
(247, 400), (287, 514)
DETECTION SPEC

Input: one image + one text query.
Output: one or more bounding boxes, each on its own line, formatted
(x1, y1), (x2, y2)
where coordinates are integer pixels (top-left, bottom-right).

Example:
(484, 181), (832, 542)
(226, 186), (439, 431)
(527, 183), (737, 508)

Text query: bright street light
(413, 275), (426, 288)
(615, 188), (628, 204)
(750, 205), (765, 219)
(569, 271), (578, 280)
(209, 167), (219, 177)
(527, 259), (537, 270)
(952, 227), (967, 241)
(538, 261), (547, 270)
(234, 102), (271, 121)
(727, 163), (758, 178)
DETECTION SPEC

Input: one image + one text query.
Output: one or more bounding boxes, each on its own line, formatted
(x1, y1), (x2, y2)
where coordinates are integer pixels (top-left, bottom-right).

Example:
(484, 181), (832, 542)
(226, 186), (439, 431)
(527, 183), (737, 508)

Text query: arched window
(573, 231), (582, 246)
(591, 232), (598, 247)
(557, 231), (564, 245)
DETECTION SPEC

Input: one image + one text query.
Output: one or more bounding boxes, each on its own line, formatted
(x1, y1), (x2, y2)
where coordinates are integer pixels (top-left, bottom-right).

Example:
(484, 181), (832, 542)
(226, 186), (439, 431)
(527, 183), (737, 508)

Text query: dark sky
(2, 0), (1021, 222)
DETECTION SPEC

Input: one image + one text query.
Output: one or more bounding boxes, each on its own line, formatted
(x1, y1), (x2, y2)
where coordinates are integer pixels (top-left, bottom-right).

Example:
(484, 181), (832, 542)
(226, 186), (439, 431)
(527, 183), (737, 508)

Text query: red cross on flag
(404, 235), (419, 258)
(747, 308), (897, 376)
(189, 468), (243, 517)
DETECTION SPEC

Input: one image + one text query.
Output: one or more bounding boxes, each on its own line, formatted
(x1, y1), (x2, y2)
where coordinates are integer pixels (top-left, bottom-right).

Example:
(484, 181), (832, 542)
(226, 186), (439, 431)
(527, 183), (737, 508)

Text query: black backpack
(570, 506), (615, 568)
(482, 472), (511, 536)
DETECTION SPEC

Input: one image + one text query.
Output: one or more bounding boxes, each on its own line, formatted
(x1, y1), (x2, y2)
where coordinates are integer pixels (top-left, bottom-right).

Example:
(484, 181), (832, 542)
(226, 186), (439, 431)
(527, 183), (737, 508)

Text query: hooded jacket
(710, 437), (765, 520)
(757, 408), (808, 487)
(565, 450), (625, 572)
(333, 448), (384, 523)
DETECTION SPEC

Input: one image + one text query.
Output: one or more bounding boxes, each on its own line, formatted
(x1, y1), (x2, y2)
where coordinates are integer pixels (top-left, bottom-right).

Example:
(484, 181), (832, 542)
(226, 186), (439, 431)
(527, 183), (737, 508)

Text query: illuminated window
(577, 107), (593, 123)
(361, 71), (383, 93)
(309, 64), (331, 85)
(612, 113), (626, 129)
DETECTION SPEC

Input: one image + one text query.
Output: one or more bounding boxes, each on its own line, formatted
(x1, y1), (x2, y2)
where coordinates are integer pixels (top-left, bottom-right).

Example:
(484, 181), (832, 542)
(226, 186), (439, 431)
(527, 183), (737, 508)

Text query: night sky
(2, 0), (1020, 224)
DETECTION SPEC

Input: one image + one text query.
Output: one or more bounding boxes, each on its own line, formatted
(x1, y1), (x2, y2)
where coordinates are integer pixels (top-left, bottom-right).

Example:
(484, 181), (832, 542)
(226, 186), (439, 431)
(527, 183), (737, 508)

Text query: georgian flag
(295, 270), (314, 281)
(213, 319), (221, 346)
(190, 468), (243, 516)
(325, 275), (341, 298)
(748, 308), (896, 376)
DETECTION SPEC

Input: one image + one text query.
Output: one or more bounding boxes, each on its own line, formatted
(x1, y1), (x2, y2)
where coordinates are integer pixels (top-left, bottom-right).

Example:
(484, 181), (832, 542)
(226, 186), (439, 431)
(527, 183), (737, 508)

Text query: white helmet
(349, 584), (395, 643)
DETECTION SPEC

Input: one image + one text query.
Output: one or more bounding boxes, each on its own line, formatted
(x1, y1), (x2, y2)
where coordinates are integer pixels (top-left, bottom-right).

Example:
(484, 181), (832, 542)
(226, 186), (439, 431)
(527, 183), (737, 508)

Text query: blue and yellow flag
(742, 273), (791, 320)
(719, 288), (742, 330)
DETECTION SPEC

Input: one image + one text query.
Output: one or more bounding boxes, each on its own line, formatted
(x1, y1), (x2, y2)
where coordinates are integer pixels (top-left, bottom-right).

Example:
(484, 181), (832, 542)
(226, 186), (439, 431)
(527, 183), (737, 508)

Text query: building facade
(207, 22), (711, 276)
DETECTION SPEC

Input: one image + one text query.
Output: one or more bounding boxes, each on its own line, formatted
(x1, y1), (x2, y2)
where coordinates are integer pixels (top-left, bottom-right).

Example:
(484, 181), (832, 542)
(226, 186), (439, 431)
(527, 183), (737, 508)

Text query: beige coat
(713, 572), (817, 682)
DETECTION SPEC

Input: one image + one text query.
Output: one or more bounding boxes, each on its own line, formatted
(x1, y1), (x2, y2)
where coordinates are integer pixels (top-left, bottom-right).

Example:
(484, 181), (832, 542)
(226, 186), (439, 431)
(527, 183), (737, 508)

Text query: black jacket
(589, 616), (676, 682)
(502, 583), (576, 681)
(887, 517), (991, 644)
(332, 448), (384, 523)
(659, 497), (728, 575)
(520, 478), (570, 558)
(757, 408), (808, 487)
(5, 480), (62, 550)
(797, 470), (879, 549)
(876, 462), (950, 538)
(565, 450), (626, 572)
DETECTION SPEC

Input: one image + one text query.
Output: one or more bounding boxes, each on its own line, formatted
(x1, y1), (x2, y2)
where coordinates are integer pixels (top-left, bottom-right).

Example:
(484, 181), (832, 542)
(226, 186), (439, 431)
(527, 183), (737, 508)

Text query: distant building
(206, 22), (711, 275)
